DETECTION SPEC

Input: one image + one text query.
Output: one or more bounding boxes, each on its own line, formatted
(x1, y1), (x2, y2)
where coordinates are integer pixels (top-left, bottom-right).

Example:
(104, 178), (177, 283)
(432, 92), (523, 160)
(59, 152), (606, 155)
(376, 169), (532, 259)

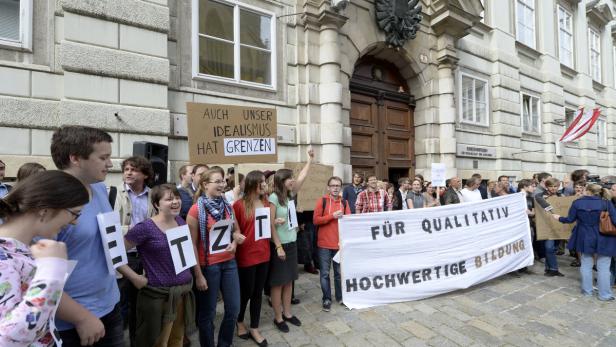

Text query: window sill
(521, 131), (542, 138)
(0, 40), (32, 52)
(592, 80), (605, 92)
(459, 120), (490, 128)
(560, 63), (576, 79)
(515, 41), (541, 60)
(192, 73), (277, 93)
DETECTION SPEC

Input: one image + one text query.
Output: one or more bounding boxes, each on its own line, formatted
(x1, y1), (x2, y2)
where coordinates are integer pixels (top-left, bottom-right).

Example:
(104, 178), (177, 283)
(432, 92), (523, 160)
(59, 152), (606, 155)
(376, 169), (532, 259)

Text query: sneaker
(570, 260), (581, 267)
(544, 270), (565, 277)
(322, 300), (331, 312)
(598, 296), (615, 302)
(283, 315), (302, 326)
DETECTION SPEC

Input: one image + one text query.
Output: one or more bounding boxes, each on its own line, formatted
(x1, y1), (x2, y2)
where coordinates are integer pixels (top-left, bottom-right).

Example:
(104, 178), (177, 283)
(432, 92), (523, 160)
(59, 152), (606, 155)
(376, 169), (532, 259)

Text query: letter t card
(166, 225), (198, 274)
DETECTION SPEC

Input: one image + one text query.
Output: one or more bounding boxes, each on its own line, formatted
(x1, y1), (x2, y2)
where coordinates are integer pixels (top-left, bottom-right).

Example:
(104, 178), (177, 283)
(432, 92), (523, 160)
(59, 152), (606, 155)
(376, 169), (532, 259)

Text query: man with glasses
(343, 173), (364, 214)
(0, 160), (11, 198)
(355, 175), (392, 213)
(313, 176), (351, 311)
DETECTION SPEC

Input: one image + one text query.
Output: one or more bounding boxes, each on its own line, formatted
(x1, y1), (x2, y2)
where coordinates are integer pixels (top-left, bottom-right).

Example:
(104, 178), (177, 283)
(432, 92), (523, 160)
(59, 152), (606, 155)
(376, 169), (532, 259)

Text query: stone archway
(349, 55), (415, 183)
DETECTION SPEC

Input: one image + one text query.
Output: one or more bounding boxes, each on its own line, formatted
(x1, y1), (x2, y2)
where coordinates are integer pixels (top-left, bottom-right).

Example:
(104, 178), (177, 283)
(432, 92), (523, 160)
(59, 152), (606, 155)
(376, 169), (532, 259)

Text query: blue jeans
(318, 248), (341, 302)
(198, 259), (240, 347)
(581, 253), (614, 300)
(544, 240), (559, 271)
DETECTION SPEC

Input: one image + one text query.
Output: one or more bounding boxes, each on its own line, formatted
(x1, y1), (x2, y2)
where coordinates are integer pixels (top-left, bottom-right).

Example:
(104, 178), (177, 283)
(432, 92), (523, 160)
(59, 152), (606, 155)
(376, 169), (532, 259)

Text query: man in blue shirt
(0, 160), (12, 198)
(51, 126), (123, 347)
(342, 172), (364, 214)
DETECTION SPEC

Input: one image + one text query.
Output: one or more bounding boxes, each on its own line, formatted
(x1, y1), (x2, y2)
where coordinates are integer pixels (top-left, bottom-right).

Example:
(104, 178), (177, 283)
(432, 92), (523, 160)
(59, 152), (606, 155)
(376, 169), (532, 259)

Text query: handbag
(599, 201), (616, 236)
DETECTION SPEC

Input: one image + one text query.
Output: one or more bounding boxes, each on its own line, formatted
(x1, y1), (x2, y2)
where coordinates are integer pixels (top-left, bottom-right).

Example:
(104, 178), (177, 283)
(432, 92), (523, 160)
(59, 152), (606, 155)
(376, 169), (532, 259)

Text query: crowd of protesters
(1, 126), (616, 347)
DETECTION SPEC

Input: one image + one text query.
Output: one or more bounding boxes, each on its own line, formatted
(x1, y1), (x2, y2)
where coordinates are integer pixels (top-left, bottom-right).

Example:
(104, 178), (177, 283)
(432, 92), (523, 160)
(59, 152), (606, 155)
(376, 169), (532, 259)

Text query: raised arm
(292, 148), (314, 194)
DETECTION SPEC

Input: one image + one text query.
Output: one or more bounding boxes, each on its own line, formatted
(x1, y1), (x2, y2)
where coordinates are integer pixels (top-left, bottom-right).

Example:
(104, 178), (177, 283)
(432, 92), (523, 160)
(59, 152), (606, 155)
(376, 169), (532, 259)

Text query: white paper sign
(51, 260), (78, 347)
(209, 219), (234, 254)
(165, 225), (198, 274)
(96, 211), (128, 275)
(254, 207), (271, 241)
(223, 138), (276, 156)
(431, 163), (446, 187)
(287, 200), (298, 229)
(338, 193), (534, 309)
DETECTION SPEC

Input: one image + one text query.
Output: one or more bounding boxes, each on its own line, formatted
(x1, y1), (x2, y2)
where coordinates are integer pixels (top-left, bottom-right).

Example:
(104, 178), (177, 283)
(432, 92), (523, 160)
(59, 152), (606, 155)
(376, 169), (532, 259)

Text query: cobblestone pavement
(223, 254), (616, 347)
(133, 254), (616, 347)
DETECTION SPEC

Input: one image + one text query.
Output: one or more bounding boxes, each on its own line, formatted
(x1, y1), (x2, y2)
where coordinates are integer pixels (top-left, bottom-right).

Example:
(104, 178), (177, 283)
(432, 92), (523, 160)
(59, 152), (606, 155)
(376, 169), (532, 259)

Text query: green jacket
(136, 281), (195, 346)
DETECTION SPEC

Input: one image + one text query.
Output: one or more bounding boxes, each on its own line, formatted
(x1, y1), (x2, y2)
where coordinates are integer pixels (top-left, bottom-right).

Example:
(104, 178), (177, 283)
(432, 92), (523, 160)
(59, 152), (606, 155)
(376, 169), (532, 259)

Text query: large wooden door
(350, 58), (415, 182)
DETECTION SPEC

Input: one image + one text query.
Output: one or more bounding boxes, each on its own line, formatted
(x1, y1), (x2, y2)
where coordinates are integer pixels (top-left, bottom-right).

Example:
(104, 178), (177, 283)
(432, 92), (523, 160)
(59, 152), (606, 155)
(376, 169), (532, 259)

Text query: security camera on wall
(331, 0), (349, 12)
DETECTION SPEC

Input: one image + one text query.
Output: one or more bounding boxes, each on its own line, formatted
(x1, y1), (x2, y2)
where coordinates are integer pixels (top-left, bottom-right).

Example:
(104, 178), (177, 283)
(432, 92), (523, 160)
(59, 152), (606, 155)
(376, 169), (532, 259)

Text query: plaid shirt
(355, 189), (392, 213)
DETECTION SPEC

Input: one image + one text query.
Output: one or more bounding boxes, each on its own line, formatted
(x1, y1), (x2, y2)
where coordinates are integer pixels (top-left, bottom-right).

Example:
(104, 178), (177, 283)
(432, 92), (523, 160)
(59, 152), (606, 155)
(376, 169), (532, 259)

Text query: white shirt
(460, 188), (482, 203)
(399, 189), (409, 209)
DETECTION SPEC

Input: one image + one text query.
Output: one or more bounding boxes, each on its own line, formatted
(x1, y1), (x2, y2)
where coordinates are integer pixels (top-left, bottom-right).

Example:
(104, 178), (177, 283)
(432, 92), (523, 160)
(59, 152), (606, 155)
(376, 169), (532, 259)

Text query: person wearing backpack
(313, 176), (351, 312)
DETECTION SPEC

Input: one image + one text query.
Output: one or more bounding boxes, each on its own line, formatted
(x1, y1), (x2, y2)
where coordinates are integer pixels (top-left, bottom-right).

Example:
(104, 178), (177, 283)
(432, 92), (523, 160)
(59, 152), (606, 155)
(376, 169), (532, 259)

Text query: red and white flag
(559, 108), (601, 143)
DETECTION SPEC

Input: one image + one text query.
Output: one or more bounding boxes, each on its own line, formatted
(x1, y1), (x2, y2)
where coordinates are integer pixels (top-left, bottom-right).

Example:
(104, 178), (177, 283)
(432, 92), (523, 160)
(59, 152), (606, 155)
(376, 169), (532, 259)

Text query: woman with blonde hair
(553, 184), (616, 301)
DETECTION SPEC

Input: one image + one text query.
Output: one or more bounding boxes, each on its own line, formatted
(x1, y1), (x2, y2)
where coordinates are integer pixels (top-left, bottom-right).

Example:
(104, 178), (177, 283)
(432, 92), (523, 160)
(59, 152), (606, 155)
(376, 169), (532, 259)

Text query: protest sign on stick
(431, 163), (446, 187)
(283, 162), (333, 211)
(535, 196), (577, 240)
(187, 102), (277, 164)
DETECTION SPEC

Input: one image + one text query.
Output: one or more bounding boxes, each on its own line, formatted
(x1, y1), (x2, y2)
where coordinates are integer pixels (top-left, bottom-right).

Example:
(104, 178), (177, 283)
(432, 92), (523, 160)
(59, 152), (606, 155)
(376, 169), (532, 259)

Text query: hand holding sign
(209, 220), (234, 255)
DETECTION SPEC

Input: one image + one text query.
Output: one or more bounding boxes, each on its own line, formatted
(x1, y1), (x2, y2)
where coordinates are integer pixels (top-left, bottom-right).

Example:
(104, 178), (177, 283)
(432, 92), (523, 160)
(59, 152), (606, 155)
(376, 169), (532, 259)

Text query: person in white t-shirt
(460, 177), (483, 202)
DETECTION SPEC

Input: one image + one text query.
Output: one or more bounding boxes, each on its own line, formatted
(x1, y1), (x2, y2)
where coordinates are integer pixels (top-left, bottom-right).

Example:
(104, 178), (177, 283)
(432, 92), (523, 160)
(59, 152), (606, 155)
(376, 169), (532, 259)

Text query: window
(193, 0), (276, 89)
(557, 6), (573, 67)
(589, 28), (601, 82)
(597, 117), (607, 147)
(516, 0), (535, 48)
(459, 73), (489, 126)
(521, 93), (540, 134)
(0, 0), (32, 50)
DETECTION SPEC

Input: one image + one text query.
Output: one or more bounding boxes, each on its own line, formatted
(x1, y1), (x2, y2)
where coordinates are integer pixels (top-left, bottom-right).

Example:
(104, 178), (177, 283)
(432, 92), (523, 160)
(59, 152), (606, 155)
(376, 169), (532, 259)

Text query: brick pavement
(132, 254), (616, 346)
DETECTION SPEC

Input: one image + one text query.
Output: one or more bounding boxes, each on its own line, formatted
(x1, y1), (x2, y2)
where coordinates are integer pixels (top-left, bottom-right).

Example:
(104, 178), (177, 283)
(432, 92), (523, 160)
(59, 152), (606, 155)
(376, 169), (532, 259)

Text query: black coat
(441, 187), (461, 205)
(392, 190), (405, 210)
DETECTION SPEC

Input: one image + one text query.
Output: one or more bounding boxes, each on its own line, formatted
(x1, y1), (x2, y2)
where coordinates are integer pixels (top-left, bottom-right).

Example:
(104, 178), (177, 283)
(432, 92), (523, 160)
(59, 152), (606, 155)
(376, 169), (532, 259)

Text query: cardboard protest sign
(431, 163), (446, 187)
(535, 196), (577, 240)
(283, 162), (334, 211)
(339, 193), (533, 309)
(209, 219), (234, 254)
(254, 207), (271, 241)
(96, 211), (128, 275)
(187, 102), (277, 164)
(166, 225), (197, 274)
(287, 200), (299, 229)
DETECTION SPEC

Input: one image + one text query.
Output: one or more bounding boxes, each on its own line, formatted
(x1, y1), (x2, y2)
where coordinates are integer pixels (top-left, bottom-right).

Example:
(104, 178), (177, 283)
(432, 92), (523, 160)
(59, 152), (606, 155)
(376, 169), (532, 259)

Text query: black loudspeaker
(133, 141), (168, 186)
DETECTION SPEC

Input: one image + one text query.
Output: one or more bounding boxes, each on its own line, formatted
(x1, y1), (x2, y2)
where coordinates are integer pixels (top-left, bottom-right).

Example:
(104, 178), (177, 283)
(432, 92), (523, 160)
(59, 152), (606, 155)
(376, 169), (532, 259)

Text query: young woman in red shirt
(233, 171), (280, 346)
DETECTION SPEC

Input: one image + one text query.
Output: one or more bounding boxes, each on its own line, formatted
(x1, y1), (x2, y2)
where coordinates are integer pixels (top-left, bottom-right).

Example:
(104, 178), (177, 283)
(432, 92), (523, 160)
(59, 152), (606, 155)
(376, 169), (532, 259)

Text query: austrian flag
(559, 108), (601, 143)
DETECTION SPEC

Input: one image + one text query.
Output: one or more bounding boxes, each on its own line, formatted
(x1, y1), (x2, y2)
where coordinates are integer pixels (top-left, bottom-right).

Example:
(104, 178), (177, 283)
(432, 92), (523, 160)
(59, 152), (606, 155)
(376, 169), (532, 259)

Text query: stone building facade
(0, 0), (614, 186)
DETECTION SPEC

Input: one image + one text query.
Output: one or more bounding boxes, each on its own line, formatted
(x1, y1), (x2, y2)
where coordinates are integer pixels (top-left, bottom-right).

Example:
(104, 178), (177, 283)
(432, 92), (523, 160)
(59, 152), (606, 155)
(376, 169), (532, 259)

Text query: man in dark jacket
(392, 177), (410, 210)
(342, 173), (364, 213)
(441, 177), (463, 205)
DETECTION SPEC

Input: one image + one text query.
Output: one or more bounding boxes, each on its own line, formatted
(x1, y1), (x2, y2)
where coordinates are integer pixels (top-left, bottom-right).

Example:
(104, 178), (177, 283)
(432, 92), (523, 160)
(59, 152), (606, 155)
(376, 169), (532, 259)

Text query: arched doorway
(349, 56), (415, 184)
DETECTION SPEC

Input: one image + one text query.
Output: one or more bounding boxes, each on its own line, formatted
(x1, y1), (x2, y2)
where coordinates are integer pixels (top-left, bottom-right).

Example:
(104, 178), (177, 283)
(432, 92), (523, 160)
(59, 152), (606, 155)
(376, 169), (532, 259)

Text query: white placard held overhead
(431, 163), (447, 187)
(209, 219), (234, 255)
(96, 211), (128, 275)
(254, 207), (271, 241)
(165, 225), (198, 274)
(287, 200), (298, 229)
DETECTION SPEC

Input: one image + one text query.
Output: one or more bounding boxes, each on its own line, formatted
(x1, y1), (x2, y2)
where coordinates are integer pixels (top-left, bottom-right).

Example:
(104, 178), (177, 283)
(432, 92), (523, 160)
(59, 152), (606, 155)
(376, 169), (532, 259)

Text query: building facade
(0, 0), (614, 186)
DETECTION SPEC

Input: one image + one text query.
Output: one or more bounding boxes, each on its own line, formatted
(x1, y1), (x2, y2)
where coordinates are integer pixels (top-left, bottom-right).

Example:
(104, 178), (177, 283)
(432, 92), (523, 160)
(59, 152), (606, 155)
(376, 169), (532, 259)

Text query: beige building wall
(0, 0), (614, 187)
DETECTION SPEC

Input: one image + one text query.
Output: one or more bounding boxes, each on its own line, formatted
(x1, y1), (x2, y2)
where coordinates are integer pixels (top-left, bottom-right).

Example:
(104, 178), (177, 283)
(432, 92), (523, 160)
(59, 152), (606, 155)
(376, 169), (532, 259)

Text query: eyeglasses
(65, 209), (81, 221)
(208, 180), (225, 185)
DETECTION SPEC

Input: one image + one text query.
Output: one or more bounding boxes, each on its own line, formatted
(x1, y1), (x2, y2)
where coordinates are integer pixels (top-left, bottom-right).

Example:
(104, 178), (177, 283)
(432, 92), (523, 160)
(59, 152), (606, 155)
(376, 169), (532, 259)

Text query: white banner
(339, 193), (533, 309)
